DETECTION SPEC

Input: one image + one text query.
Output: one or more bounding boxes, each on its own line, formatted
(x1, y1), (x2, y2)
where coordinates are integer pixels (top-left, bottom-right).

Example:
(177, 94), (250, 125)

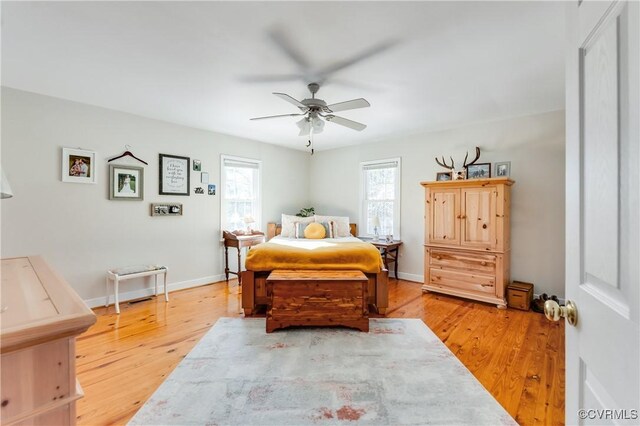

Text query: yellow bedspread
(245, 239), (384, 273)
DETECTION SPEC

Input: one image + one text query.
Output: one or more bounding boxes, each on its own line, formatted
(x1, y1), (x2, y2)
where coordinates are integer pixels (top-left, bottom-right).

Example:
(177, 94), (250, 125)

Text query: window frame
(220, 154), (262, 233)
(359, 157), (401, 239)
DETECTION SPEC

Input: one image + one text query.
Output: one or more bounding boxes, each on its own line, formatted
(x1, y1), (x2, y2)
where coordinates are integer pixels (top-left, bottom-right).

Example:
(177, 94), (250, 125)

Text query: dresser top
(1, 256), (96, 353)
(420, 177), (515, 188)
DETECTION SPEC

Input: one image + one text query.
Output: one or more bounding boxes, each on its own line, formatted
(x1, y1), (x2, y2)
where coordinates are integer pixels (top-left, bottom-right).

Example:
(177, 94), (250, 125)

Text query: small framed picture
(201, 172), (209, 184)
(151, 203), (183, 216)
(193, 159), (202, 171)
(208, 184), (216, 195)
(466, 163), (491, 179)
(495, 161), (511, 177)
(436, 172), (452, 181)
(159, 154), (190, 196)
(62, 148), (96, 184)
(109, 165), (143, 201)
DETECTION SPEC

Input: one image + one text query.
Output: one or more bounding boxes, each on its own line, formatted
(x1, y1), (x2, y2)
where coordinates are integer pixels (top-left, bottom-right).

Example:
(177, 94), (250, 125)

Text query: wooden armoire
(421, 177), (514, 308)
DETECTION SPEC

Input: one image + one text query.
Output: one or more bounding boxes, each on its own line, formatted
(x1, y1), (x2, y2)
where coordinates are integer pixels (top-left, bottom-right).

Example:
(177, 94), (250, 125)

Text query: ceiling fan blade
(325, 115), (367, 131)
(318, 39), (398, 77)
(250, 113), (306, 121)
(268, 28), (311, 70)
(273, 92), (307, 110)
(326, 98), (371, 113)
(239, 74), (303, 83)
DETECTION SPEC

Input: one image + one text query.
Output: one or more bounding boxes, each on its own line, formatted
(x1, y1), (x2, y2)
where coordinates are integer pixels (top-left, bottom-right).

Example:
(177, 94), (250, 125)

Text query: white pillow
(281, 214), (314, 237)
(314, 215), (351, 237)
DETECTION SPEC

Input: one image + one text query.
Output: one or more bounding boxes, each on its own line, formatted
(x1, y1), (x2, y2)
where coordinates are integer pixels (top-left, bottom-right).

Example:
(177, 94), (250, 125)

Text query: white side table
(106, 265), (168, 314)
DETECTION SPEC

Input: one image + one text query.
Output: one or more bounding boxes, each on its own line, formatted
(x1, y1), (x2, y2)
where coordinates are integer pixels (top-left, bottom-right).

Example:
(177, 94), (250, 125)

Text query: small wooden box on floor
(266, 270), (369, 333)
(507, 281), (534, 311)
(1, 256), (96, 426)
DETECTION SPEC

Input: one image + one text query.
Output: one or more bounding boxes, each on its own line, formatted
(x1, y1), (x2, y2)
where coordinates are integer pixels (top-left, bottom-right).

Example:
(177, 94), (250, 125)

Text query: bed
(241, 223), (389, 316)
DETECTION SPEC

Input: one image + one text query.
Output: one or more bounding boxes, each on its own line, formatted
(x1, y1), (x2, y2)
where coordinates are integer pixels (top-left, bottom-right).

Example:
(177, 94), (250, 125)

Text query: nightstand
(223, 231), (265, 285)
(361, 238), (403, 278)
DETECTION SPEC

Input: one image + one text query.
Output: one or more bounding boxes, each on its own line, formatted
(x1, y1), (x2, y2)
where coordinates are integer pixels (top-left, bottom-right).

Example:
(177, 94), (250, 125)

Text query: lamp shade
(371, 216), (381, 228)
(1, 169), (14, 199)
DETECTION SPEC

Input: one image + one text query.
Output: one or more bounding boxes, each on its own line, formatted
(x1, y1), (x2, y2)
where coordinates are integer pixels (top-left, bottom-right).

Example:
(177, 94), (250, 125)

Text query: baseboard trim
(396, 272), (424, 283)
(84, 273), (227, 309)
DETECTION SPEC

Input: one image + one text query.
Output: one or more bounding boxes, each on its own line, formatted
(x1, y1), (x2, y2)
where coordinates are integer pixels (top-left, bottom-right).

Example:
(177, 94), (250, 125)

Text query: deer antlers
(435, 147), (482, 170)
(463, 147), (481, 167)
(435, 156), (455, 170)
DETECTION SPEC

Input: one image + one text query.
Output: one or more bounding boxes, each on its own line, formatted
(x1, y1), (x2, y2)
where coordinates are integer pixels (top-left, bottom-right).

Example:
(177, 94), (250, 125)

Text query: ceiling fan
(250, 82), (370, 154)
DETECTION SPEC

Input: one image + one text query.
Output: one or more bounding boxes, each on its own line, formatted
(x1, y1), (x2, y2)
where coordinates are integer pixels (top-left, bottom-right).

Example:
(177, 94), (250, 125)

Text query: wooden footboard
(242, 269), (388, 316)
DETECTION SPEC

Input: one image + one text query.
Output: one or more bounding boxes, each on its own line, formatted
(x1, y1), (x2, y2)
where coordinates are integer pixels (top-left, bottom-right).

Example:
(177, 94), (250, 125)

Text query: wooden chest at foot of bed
(266, 270), (369, 333)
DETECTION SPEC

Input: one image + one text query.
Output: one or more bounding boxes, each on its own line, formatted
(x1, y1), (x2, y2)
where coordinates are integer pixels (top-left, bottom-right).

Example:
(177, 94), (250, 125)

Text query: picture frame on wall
(436, 171), (453, 181)
(109, 165), (144, 201)
(495, 161), (511, 177)
(61, 147), (96, 184)
(466, 163), (491, 179)
(159, 153), (190, 196)
(150, 203), (183, 216)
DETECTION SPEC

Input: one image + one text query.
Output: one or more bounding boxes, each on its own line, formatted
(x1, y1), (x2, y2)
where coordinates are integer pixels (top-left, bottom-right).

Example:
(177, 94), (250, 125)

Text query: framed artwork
(159, 154), (190, 196)
(193, 159), (202, 171)
(466, 163), (491, 179)
(495, 161), (511, 177)
(150, 203), (183, 216)
(436, 172), (452, 181)
(109, 165), (143, 201)
(62, 148), (96, 184)
(201, 172), (209, 184)
(208, 184), (216, 195)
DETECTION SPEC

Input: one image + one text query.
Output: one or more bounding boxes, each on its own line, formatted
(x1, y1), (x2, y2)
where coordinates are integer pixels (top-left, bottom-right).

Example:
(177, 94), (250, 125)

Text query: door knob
(544, 300), (578, 326)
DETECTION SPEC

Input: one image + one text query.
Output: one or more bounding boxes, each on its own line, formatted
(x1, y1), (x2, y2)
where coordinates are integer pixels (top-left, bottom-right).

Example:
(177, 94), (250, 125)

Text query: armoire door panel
(429, 188), (460, 245)
(461, 187), (497, 250)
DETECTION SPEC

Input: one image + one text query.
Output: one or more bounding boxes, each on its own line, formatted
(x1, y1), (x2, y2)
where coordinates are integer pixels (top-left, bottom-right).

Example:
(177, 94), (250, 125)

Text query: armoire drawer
(429, 249), (496, 274)
(429, 268), (496, 295)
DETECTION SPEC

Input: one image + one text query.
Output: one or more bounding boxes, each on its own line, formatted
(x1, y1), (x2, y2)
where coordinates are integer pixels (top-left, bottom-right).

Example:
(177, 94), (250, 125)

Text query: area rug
(129, 318), (515, 425)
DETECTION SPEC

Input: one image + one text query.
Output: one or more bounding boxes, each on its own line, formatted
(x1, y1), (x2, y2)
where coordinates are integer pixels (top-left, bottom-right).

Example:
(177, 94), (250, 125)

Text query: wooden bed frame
(241, 223), (388, 316)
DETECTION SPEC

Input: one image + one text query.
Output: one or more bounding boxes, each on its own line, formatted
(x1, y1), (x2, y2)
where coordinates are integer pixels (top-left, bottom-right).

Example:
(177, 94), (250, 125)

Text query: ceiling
(1, 1), (565, 151)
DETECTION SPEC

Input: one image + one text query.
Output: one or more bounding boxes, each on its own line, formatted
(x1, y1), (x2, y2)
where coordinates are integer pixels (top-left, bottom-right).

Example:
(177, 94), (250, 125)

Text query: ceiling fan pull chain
(310, 126), (315, 155)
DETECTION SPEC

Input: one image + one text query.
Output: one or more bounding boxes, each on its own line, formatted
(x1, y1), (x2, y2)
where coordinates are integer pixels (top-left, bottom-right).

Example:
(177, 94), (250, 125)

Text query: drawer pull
(481, 261), (487, 266)
(436, 256), (442, 260)
(482, 224), (487, 229)
(481, 284), (493, 287)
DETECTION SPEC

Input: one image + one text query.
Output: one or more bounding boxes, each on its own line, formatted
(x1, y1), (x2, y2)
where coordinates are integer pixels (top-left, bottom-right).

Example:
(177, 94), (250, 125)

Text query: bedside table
(223, 231), (265, 285)
(361, 238), (403, 278)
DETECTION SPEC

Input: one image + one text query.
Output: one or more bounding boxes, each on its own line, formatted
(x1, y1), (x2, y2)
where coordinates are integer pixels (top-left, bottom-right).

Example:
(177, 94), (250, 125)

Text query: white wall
(0, 88), (310, 304)
(309, 110), (566, 297)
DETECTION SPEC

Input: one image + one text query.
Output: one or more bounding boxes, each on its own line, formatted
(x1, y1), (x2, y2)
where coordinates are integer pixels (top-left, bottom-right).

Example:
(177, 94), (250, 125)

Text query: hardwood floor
(76, 279), (564, 425)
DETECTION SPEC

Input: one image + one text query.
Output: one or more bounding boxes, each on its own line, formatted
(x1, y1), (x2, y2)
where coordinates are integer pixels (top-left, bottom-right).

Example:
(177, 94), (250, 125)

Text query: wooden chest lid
(508, 281), (534, 292)
(268, 270), (367, 281)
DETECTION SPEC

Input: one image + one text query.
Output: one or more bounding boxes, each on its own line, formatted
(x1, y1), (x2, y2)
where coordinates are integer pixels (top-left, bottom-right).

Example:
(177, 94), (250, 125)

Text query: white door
(565, 1), (639, 424)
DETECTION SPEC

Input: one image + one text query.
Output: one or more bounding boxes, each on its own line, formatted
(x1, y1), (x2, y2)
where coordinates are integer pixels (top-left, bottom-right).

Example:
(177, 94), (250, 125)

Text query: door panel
(566, 1), (639, 423)
(429, 189), (460, 245)
(460, 187), (496, 250)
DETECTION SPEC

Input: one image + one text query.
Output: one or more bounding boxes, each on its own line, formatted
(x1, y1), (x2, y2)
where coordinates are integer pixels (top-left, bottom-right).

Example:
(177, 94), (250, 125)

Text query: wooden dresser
(1, 256), (96, 425)
(421, 178), (514, 308)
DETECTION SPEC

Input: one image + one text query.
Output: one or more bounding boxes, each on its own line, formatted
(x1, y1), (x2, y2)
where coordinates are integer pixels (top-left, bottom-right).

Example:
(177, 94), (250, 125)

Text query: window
(221, 155), (261, 232)
(360, 158), (401, 239)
